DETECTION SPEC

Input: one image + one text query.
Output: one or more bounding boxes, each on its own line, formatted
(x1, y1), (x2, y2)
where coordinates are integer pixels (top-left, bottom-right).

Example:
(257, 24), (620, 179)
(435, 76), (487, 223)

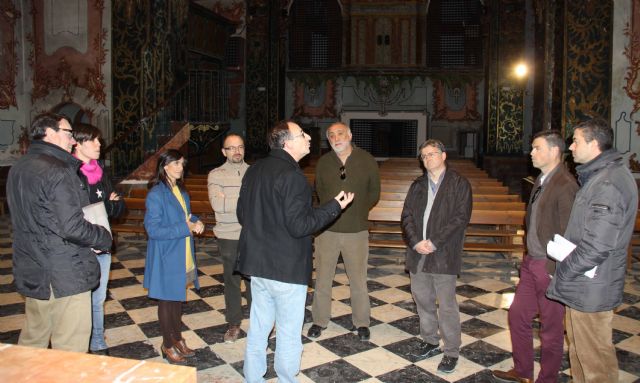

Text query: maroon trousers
(509, 256), (565, 383)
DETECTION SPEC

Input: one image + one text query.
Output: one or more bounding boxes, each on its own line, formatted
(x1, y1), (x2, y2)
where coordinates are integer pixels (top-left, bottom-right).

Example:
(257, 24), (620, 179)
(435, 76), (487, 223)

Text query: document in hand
(546, 234), (596, 278)
(82, 202), (111, 234)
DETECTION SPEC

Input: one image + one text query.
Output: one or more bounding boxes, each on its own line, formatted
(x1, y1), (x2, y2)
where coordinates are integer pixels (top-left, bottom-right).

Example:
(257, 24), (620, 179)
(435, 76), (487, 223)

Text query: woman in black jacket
(73, 123), (125, 355)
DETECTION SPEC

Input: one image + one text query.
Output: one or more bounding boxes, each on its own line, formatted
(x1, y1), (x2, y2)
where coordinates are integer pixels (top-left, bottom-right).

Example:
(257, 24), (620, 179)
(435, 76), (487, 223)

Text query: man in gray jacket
(7, 113), (112, 352)
(547, 118), (638, 383)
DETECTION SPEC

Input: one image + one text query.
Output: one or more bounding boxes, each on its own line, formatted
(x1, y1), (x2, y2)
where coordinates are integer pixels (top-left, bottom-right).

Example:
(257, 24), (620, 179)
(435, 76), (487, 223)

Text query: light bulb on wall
(514, 62), (529, 79)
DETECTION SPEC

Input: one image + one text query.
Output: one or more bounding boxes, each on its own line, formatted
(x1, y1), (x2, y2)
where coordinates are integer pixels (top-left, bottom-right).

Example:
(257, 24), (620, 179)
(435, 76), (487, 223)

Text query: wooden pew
(111, 197), (216, 239)
(367, 206), (525, 257)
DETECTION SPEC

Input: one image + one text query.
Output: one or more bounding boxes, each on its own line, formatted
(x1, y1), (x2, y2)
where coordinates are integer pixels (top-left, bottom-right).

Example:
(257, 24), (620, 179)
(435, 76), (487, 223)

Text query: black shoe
(307, 324), (325, 338)
(416, 342), (440, 358)
(437, 355), (458, 373)
(356, 327), (370, 341)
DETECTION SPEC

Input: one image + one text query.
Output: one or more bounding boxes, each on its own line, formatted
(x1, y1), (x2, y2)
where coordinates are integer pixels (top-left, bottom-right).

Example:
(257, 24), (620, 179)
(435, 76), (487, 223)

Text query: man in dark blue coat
(237, 120), (354, 383)
(7, 113), (112, 352)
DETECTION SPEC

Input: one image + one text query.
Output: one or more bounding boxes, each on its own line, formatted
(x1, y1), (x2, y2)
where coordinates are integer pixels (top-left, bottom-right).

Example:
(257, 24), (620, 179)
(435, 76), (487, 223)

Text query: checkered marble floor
(1, 215), (639, 382)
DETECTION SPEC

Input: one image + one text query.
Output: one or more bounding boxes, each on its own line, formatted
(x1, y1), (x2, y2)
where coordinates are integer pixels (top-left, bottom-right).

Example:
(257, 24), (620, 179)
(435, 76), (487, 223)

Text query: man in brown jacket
(493, 130), (578, 383)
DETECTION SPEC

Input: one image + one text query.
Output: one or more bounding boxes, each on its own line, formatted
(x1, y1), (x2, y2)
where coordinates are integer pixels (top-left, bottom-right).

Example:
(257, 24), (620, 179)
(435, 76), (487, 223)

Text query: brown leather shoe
(224, 325), (242, 343)
(161, 344), (186, 364)
(492, 369), (533, 383)
(174, 339), (195, 357)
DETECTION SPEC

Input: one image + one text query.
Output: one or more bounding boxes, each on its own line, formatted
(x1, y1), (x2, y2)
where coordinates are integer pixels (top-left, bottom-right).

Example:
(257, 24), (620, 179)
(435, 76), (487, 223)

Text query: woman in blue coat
(143, 149), (204, 364)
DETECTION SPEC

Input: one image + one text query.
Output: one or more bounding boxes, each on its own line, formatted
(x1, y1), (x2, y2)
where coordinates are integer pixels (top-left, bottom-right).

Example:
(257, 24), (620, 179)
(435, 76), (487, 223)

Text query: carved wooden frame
(29, 0), (107, 105)
(292, 79), (337, 118)
(0, 0), (20, 109)
(433, 80), (480, 121)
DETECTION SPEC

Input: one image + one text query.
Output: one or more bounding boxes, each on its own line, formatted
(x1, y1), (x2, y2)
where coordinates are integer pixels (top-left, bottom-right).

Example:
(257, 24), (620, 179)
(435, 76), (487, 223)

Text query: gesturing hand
(334, 191), (355, 209)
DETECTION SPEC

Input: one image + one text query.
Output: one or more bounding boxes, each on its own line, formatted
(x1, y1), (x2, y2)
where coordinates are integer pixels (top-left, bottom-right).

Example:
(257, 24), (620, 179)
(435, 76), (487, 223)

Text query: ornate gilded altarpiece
(111, 0), (187, 176)
(0, 0), (20, 109)
(486, 0), (526, 154)
(562, 0), (612, 136)
(245, 0), (287, 157)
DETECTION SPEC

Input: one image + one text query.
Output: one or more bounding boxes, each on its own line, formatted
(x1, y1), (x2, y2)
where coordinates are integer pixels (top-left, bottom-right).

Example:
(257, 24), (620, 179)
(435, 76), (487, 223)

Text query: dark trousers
(158, 300), (183, 348)
(509, 256), (565, 382)
(219, 238), (251, 325)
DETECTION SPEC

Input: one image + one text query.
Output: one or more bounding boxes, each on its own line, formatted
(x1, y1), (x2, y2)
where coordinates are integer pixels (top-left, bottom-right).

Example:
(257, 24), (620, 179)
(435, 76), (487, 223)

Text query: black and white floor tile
(1, 216), (639, 382)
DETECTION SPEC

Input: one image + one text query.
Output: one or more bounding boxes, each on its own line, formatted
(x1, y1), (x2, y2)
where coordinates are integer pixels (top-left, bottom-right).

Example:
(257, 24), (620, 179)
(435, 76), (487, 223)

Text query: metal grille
(225, 36), (244, 68)
(171, 70), (229, 124)
(289, 0), (342, 69)
(427, 0), (483, 68)
(350, 119), (417, 158)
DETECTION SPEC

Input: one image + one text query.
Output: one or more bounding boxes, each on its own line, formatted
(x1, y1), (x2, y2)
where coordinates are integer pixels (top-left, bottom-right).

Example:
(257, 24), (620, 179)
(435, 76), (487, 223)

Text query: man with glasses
(7, 112), (112, 352)
(308, 122), (380, 341)
(400, 139), (472, 373)
(207, 134), (251, 343)
(492, 130), (577, 383)
(237, 120), (354, 382)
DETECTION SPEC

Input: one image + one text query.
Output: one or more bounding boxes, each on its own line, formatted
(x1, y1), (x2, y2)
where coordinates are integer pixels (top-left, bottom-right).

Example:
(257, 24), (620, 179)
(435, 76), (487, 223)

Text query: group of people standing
(7, 113), (122, 355)
(7, 113), (638, 383)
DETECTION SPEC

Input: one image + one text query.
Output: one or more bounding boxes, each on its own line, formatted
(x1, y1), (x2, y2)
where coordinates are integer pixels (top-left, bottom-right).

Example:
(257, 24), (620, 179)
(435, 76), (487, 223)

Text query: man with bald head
(208, 134), (251, 343)
(308, 122), (380, 341)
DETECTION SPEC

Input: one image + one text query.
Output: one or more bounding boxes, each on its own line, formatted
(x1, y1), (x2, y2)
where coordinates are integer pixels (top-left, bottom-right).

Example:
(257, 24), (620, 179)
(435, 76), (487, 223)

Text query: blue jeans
(89, 253), (111, 351)
(243, 277), (307, 383)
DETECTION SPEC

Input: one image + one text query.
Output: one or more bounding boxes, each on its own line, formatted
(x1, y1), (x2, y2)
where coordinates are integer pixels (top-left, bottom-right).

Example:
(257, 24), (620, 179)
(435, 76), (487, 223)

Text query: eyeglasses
(339, 166), (346, 180)
(289, 131), (306, 140)
(224, 145), (245, 152)
(420, 151), (441, 160)
(58, 128), (73, 138)
(58, 128), (74, 138)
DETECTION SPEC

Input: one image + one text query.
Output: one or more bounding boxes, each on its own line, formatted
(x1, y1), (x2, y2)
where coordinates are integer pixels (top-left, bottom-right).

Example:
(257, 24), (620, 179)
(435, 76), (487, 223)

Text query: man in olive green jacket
(308, 122), (380, 341)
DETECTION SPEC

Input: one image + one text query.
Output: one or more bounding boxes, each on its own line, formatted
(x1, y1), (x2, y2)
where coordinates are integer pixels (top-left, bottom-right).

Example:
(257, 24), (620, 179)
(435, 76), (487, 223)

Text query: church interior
(0, 0), (639, 382)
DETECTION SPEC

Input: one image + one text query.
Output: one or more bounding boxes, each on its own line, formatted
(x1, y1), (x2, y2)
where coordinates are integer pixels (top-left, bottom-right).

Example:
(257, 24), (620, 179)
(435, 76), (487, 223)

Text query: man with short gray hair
(308, 122), (380, 342)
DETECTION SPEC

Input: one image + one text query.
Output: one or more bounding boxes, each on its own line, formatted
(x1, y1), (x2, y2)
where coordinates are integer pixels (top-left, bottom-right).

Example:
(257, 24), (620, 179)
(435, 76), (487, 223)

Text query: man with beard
(308, 122), (380, 341)
(208, 134), (251, 343)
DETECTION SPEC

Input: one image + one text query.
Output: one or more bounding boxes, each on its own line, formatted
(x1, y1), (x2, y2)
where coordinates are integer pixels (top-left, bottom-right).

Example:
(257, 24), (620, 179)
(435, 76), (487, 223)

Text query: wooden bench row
(128, 188), (524, 211)
(179, 182), (511, 195)
(367, 206), (526, 256)
(111, 197), (217, 239)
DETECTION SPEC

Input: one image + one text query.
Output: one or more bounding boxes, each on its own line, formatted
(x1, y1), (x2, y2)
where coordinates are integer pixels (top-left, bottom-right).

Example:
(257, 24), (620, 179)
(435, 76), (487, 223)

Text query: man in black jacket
(401, 139), (473, 374)
(546, 119), (638, 383)
(7, 113), (112, 352)
(237, 120), (354, 383)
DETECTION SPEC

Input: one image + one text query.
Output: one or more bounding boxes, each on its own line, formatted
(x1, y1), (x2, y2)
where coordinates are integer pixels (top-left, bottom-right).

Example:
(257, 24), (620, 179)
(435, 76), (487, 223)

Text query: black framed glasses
(339, 166), (346, 180)
(58, 128), (73, 138)
(223, 145), (245, 152)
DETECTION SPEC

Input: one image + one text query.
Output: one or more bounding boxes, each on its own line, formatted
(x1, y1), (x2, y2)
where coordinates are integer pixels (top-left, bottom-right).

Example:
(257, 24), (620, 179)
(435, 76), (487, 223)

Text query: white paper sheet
(547, 234), (597, 278)
(82, 202), (111, 234)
